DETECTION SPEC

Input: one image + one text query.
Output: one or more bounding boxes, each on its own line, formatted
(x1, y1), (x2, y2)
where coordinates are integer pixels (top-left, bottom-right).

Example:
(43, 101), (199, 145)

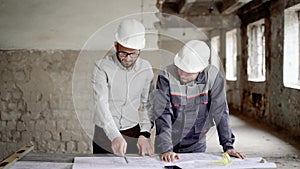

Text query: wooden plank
(0, 145), (34, 169)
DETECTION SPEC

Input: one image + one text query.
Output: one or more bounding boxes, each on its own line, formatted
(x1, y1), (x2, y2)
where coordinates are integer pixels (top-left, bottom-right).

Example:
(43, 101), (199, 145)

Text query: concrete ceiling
(157, 0), (253, 16)
(155, 0), (254, 33)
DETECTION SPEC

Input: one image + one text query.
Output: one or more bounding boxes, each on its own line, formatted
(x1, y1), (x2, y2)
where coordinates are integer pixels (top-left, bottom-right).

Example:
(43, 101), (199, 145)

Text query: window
(211, 36), (220, 70)
(284, 5), (300, 89)
(226, 29), (237, 81)
(247, 19), (266, 82)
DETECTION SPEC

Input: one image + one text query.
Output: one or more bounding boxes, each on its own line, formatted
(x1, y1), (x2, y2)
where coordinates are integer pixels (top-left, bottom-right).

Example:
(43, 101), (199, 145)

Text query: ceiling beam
(156, 14), (240, 30)
(221, 0), (253, 14)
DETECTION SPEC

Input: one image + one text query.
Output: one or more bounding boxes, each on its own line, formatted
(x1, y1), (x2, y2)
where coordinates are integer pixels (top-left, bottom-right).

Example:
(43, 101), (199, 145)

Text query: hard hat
(115, 19), (145, 49)
(174, 40), (210, 73)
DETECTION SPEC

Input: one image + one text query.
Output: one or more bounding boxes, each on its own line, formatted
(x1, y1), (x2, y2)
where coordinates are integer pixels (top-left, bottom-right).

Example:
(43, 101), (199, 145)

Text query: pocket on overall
(194, 94), (209, 134)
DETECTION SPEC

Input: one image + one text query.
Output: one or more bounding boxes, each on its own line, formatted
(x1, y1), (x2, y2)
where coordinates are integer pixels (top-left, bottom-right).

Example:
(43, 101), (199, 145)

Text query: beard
(179, 77), (194, 84)
(120, 58), (137, 69)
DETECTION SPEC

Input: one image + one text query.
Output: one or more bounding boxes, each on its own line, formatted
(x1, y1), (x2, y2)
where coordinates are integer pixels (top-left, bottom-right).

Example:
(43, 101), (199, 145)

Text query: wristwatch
(139, 131), (151, 138)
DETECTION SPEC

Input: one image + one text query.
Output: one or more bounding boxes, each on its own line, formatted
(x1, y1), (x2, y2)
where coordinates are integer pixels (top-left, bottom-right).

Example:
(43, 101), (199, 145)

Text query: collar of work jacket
(167, 65), (218, 99)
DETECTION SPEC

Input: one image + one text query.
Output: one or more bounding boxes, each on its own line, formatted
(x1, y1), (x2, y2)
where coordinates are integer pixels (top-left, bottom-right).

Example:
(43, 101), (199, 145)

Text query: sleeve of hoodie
(152, 71), (174, 154)
(92, 61), (122, 141)
(209, 72), (235, 152)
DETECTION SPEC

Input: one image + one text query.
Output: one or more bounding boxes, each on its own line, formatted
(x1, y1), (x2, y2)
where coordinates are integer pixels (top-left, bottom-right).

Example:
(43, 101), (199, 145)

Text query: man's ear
(114, 42), (118, 51)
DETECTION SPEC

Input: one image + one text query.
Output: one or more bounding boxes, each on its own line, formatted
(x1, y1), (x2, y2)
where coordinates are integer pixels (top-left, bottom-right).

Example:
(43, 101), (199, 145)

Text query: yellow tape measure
(0, 145), (34, 169)
(213, 152), (232, 165)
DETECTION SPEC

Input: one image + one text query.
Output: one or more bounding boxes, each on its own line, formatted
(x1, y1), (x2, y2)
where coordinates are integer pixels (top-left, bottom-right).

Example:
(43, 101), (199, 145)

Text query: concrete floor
(205, 115), (300, 168)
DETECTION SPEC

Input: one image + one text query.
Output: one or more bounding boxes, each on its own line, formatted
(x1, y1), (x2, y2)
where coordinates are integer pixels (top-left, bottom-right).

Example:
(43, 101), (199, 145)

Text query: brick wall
(0, 50), (92, 160)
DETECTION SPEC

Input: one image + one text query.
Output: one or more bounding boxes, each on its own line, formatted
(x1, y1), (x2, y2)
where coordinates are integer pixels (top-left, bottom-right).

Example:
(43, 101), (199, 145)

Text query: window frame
(247, 18), (266, 82)
(283, 6), (300, 89)
(225, 29), (238, 81)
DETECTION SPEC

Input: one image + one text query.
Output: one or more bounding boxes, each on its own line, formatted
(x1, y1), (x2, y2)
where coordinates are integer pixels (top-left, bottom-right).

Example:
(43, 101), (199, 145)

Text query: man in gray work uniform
(153, 40), (246, 162)
(92, 19), (154, 156)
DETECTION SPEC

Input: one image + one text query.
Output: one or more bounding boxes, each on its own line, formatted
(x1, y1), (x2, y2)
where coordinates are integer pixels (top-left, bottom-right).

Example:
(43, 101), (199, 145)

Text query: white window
(226, 29), (237, 81)
(211, 36), (220, 70)
(284, 5), (300, 89)
(247, 19), (266, 82)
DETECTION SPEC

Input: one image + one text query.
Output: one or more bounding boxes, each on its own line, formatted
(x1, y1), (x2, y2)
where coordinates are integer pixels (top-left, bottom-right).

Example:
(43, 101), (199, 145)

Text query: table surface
(15, 153), (276, 169)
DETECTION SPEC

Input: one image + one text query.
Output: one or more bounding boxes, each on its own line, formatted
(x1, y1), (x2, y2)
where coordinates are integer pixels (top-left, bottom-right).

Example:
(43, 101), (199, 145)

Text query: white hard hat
(174, 40), (210, 73)
(115, 19), (145, 49)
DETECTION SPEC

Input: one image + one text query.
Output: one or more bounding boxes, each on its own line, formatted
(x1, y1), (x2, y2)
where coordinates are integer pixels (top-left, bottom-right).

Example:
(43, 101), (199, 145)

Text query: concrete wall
(227, 0), (300, 140)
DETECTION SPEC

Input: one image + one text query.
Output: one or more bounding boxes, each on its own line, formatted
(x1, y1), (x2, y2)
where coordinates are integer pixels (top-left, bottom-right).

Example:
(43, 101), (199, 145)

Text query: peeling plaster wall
(228, 0), (300, 139)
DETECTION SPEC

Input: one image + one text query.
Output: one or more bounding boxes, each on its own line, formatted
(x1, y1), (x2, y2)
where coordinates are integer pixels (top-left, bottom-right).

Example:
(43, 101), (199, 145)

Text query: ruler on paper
(0, 145), (34, 169)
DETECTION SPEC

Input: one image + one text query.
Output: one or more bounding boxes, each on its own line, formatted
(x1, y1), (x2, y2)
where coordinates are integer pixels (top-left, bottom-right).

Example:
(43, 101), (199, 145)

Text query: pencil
(124, 156), (129, 164)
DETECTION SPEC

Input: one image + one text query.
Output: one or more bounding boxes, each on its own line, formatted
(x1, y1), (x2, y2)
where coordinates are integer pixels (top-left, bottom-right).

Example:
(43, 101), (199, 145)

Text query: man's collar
(195, 69), (207, 84)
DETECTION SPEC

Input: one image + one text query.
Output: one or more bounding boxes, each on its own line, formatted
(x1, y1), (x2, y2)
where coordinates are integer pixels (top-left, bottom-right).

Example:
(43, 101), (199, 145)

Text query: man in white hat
(92, 19), (154, 156)
(152, 40), (245, 162)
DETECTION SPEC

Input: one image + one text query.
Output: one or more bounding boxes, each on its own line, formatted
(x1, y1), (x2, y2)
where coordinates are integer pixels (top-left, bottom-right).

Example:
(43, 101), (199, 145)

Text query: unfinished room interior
(0, 0), (299, 168)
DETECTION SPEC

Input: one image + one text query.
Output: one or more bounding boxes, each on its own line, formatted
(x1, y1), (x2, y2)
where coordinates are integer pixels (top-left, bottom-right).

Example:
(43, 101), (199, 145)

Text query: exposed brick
(6, 120), (16, 130)
(0, 50), (130, 159)
(41, 110), (53, 120)
(26, 120), (35, 131)
(71, 131), (82, 141)
(12, 131), (20, 141)
(41, 131), (52, 141)
(35, 120), (45, 131)
(45, 120), (56, 131)
(51, 131), (60, 141)
(61, 131), (71, 141)
(49, 95), (60, 109)
(1, 111), (21, 121)
(77, 141), (88, 152)
(0, 101), (6, 112)
(66, 120), (76, 130)
(38, 140), (47, 151)
(16, 121), (26, 131)
(1, 132), (11, 142)
(0, 121), (6, 131)
(1, 111), (10, 121)
(53, 110), (71, 119)
(13, 90), (22, 100)
(47, 140), (59, 152)
(21, 131), (32, 143)
(57, 120), (66, 132)
(5, 92), (13, 101)
(17, 100), (26, 112)
(66, 141), (76, 152)
(32, 130), (41, 141)
(14, 70), (26, 82)
(21, 112), (32, 121)
(7, 102), (17, 110)
(58, 142), (66, 153)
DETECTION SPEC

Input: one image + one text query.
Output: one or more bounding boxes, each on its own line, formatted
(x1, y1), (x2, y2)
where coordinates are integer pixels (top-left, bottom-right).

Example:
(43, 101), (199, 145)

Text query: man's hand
(137, 136), (154, 156)
(112, 136), (127, 156)
(226, 149), (246, 159)
(160, 152), (180, 162)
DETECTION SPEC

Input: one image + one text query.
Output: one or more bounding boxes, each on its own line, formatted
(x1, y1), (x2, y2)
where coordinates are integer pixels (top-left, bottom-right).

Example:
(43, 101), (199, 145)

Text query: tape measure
(0, 145), (34, 169)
